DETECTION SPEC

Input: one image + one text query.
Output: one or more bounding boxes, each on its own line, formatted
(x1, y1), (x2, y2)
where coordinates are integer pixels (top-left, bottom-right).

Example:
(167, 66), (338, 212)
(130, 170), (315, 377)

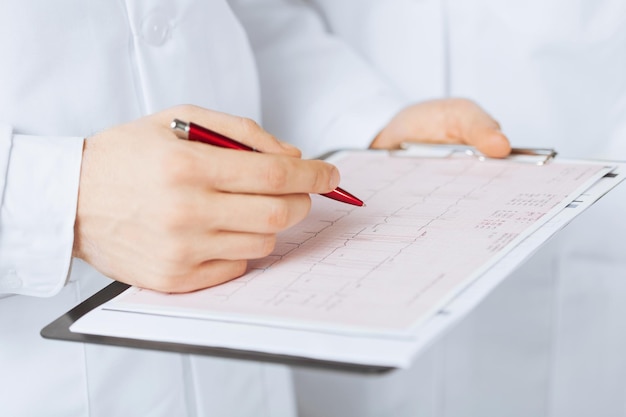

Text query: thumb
(467, 124), (511, 158)
(448, 99), (511, 158)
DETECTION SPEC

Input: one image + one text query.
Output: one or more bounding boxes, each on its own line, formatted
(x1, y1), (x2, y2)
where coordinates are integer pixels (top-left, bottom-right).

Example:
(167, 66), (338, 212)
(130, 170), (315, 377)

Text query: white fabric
(0, 134), (82, 297)
(0, 0), (406, 415)
(287, 1), (626, 416)
(229, 0), (409, 158)
(0, 1), (285, 415)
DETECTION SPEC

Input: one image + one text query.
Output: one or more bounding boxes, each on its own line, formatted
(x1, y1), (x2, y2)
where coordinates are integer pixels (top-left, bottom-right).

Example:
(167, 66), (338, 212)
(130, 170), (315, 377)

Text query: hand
(371, 98), (511, 158)
(73, 105), (340, 293)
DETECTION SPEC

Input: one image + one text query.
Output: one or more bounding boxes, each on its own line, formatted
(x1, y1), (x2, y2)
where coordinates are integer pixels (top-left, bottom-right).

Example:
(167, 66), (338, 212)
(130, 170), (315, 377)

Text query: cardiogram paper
(106, 151), (612, 337)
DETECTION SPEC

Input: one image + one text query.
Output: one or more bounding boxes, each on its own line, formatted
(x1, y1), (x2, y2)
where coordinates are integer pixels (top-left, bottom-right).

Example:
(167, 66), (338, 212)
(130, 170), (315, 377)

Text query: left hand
(371, 98), (511, 158)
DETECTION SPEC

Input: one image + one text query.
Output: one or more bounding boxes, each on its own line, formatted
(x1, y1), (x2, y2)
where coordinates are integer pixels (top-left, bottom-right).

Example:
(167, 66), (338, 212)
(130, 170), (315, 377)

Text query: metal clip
(398, 143), (557, 165)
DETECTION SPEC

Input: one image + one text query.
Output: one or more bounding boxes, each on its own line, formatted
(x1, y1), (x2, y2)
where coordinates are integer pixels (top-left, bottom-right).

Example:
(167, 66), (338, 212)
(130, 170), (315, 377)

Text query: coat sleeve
(0, 124), (83, 297)
(228, 0), (411, 158)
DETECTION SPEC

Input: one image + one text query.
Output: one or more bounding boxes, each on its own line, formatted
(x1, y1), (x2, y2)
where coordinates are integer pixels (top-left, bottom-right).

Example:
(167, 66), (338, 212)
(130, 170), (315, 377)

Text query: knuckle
(231, 260), (248, 279)
(205, 261), (248, 287)
(298, 194), (313, 219)
(174, 103), (200, 117)
(310, 164), (325, 191)
(158, 147), (193, 185)
(265, 160), (290, 190)
(292, 147), (302, 158)
(266, 199), (291, 229)
(238, 117), (262, 136)
(155, 201), (198, 238)
(307, 161), (334, 193)
(258, 234), (277, 257)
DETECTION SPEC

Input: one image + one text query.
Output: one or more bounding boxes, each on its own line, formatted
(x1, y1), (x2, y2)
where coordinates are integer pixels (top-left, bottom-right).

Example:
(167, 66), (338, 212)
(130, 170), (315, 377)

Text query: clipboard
(399, 143), (557, 165)
(41, 149), (625, 374)
(41, 280), (392, 373)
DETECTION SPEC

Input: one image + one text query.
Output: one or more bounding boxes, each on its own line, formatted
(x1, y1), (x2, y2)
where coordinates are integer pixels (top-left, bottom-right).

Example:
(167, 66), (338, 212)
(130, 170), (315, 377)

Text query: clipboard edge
(41, 281), (394, 374)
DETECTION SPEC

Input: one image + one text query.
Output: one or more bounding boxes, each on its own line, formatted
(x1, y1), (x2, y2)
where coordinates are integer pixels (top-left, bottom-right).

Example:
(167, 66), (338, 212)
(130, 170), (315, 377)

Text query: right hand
(72, 105), (340, 293)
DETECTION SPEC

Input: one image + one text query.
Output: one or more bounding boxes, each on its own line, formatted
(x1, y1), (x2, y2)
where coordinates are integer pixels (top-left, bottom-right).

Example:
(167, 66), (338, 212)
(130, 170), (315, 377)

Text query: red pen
(171, 119), (364, 207)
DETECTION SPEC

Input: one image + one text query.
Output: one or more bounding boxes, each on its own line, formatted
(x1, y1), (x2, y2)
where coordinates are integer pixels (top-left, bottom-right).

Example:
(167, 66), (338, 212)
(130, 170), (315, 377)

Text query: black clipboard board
(41, 280), (394, 374)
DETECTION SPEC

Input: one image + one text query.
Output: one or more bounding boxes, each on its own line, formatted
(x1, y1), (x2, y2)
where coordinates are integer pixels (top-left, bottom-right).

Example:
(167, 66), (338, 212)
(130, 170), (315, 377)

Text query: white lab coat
(0, 1), (406, 416)
(279, 1), (626, 416)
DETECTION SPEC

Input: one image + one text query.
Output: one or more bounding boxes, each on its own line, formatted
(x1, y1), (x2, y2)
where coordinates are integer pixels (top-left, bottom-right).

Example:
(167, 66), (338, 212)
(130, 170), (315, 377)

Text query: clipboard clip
(398, 143), (558, 165)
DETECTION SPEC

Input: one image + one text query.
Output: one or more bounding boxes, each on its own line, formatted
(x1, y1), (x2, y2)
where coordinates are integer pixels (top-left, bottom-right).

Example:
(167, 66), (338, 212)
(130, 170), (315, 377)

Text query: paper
(104, 151), (614, 337)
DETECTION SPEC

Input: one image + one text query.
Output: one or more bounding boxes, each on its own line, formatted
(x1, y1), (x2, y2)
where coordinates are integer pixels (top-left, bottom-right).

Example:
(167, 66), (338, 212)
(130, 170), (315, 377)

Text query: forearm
(0, 124), (83, 296)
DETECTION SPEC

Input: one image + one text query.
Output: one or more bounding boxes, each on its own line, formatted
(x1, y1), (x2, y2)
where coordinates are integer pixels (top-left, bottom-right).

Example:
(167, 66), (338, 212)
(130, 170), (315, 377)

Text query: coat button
(0, 269), (23, 290)
(140, 12), (171, 46)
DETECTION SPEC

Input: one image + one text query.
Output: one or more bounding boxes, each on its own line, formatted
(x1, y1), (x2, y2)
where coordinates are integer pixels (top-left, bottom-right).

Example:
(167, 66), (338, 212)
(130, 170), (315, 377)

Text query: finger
(183, 146), (340, 195)
(152, 104), (301, 157)
(156, 259), (249, 293)
(445, 99), (512, 158)
(174, 231), (277, 264)
(173, 192), (313, 234)
(466, 126), (511, 158)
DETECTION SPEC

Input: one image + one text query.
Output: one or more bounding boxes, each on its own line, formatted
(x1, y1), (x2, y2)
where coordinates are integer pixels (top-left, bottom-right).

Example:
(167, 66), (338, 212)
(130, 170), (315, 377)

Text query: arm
(1, 105), (340, 296)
